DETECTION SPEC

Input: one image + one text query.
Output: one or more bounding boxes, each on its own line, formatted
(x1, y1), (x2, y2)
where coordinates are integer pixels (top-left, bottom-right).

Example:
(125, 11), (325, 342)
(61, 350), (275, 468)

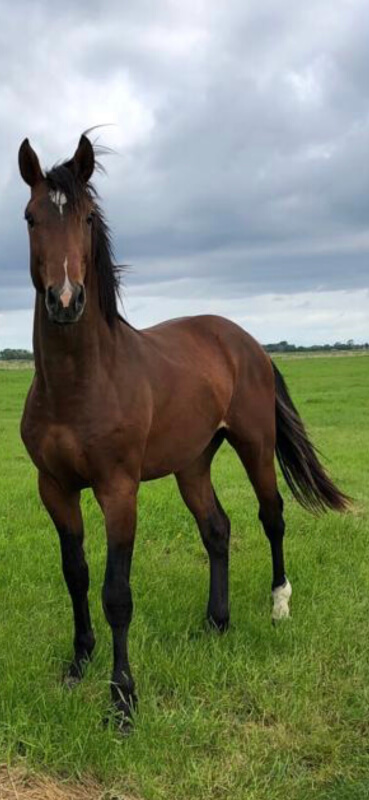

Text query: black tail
(272, 362), (349, 514)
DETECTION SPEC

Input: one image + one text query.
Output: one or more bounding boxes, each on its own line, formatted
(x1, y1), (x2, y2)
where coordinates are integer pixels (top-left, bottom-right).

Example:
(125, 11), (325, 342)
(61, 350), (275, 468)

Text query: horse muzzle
(45, 283), (86, 324)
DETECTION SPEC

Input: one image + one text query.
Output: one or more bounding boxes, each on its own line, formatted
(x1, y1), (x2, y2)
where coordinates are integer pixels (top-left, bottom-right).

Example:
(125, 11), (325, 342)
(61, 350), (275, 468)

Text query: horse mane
(45, 152), (128, 328)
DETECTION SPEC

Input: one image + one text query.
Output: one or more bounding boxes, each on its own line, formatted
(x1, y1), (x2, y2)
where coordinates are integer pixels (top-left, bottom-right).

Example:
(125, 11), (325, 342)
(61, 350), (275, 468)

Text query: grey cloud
(0, 287), (33, 311)
(0, 0), (368, 325)
(124, 249), (369, 298)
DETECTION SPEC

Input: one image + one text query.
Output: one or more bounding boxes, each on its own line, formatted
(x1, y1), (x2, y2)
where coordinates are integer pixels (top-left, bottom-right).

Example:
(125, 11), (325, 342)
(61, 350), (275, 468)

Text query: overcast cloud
(0, 0), (368, 347)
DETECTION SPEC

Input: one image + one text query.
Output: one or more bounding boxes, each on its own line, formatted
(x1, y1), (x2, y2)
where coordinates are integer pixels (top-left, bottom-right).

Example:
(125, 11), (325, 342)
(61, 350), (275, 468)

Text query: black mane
(45, 157), (125, 327)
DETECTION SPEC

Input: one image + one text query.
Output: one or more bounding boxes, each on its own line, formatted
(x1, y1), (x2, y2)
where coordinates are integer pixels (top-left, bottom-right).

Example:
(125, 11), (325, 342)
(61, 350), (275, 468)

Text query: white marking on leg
(272, 578), (292, 621)
(60, 257), (73, 307)
(49, 190), (67, 216)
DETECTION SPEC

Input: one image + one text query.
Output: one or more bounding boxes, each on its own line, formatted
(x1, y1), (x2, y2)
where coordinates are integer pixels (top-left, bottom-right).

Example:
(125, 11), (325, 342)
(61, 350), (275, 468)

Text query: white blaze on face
(272, 578), (292, 621)
(49, 189), (67, 216)
(60, 257), (73, 308)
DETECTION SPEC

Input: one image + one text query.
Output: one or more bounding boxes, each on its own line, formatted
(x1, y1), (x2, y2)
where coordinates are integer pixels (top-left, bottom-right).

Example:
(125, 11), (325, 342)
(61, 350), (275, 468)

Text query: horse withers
(18, 134), (348, 728)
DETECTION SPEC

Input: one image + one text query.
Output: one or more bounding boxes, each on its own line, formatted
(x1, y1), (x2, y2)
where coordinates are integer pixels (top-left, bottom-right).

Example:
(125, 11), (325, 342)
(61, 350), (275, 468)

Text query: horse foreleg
(38, 472), (95, 682)
(94, 473), (138, 727)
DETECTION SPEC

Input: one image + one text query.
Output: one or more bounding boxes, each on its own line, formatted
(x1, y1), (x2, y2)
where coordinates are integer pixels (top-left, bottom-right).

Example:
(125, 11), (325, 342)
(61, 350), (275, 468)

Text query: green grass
(0, 356), (368, 799)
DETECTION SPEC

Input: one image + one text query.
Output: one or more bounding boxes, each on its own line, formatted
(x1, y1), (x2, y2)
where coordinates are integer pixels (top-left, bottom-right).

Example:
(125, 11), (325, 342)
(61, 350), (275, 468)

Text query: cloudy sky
(1, 0), (368, 348)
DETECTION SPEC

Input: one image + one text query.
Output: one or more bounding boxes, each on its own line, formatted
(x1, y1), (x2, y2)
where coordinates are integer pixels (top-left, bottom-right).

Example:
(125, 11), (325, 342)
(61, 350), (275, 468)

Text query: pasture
(0, 355), (368, 799)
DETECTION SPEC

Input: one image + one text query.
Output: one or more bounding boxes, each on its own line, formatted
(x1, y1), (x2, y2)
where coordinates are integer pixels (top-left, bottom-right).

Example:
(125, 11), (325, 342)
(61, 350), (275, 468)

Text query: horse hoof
(103, 696), (137, 734)
(62, 651), (92, 687)
(62, 660), (84, 687)
(116, 713), (134, 735)
(108, 685), (137, 732)
(103, 711), (134, 735)
(207, 614), (230, 633)
(63, 672), (81, 689)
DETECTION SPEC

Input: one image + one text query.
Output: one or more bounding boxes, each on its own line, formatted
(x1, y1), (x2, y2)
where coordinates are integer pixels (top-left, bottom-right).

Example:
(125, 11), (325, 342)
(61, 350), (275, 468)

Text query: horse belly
(141, 437), (208, 480)
(141, 405), (225, 480)
(141, 364), (234, 479)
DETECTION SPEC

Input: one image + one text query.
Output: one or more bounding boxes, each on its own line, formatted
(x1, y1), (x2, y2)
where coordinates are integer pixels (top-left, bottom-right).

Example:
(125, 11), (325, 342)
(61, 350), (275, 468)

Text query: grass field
(0, 356), (368, 799)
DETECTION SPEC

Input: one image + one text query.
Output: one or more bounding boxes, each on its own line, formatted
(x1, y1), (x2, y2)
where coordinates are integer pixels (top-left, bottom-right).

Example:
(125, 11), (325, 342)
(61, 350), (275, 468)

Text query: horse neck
(33, 280), (116, 393)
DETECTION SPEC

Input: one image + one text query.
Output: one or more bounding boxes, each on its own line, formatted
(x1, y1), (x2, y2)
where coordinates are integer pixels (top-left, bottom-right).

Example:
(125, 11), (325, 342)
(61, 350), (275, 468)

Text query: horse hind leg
(176, 447), (230, 631)
(227, 435), (292, 622)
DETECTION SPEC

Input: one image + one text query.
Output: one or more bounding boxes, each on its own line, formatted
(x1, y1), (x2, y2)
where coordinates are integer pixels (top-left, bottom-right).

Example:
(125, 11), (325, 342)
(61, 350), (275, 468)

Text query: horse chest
(22, 412), (91, 485)
(42, 425), (89, 479)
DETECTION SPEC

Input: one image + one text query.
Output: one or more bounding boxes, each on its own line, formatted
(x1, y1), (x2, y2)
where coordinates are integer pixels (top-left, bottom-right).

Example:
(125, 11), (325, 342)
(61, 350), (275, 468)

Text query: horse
(18, 133), (348, 728)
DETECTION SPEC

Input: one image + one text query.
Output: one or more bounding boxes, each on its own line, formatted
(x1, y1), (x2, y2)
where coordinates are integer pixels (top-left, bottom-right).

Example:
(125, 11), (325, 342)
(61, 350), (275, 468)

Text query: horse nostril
(46, 286), (59, 311)
(75, 284), (86, 312)
(46, 283), (85, 322)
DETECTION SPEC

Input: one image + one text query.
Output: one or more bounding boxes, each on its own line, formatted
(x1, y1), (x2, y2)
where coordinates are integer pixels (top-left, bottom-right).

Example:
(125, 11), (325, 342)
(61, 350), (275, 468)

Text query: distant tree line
(1, 341), (368, 361)
(263, 340), (369, 353)
(0, 349), (34, 361)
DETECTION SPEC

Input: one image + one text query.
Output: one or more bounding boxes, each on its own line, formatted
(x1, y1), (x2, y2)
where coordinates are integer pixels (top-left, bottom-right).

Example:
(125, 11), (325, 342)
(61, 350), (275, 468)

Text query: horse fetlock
(74, 628), (96, 657)
(272, 578), (292, 622)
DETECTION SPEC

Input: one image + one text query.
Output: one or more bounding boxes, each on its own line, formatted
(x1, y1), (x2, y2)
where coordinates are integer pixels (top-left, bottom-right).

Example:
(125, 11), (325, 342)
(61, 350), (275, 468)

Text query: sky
(0, 0), (368, 348)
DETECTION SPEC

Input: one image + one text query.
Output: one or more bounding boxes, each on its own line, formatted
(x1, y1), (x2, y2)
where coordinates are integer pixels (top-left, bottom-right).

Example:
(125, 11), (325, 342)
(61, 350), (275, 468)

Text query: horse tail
(272, 362), (349, 513)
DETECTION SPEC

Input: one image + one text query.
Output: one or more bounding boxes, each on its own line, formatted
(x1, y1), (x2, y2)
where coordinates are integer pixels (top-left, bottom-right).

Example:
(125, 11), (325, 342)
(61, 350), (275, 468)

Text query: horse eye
(25, 211), (35, 228)
(86, 213), (94, 225)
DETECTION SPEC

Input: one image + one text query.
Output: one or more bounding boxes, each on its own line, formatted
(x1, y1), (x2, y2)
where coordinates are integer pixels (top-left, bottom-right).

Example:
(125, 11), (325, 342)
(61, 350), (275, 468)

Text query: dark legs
(176, 457), (231, 631)
(95, 475), (138, 725)
(40, 469), (138, 725)
(39, 473), (95, 681)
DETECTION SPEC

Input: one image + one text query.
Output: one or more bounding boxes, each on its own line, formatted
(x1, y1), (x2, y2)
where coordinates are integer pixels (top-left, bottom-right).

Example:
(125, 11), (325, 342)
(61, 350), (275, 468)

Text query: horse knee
(59, 530), (89, 597)
(201, 509), (230, 558)
(102, 581), (132, 628)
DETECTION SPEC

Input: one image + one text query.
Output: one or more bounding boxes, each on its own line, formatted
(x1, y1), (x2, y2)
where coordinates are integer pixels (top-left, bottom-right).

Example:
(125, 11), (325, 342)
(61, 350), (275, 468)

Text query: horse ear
(68, 134), (95, 183)
(18, 139), (43, 187)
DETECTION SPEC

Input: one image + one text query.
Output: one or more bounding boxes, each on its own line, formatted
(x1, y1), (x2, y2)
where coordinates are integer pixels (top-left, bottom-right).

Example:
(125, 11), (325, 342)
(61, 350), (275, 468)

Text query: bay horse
(18, 134), (348, 727)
